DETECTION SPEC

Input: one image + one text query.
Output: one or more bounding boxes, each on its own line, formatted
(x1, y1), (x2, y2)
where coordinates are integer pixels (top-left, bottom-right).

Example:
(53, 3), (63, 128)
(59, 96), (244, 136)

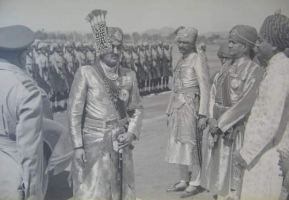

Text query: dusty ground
(45, 44), (221, 200)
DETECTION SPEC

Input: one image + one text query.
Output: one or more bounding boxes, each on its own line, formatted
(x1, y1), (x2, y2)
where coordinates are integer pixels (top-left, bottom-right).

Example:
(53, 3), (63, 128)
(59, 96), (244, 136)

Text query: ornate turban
(229, 25), (258, 49)
(175, 27), (198, 44)
(259, 10), (289, 50)
(107, 27), (124, 44)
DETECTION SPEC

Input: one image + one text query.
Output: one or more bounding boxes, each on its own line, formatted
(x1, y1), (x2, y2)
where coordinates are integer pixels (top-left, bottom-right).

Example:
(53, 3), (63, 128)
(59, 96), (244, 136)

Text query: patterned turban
(229, 25), (258, 49)
(107, 27), (123, 44)
(175, 27), (198, 44)
(259, 11), (289, 50)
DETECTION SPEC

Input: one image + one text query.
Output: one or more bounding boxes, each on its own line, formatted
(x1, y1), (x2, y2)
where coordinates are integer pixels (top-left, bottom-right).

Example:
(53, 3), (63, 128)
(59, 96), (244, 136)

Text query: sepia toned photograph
(0, 0), (289, 200)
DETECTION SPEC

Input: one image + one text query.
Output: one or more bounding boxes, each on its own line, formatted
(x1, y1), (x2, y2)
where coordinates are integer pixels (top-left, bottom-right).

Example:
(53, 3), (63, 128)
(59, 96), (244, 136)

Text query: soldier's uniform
(86, 44), (96, 66)
(144, 43), (153, 94)
(123, 46), (133, 69)
(139, 45), (148, 95)
(163, 43), (172, 91)
(151, 43), (161, 93)
(74, 43), (86, 70)
(26, 48), (37, 80)
(157, 42), (165, 91)
(35, 43), (51, 95)
(0, 25), (45, 200)
(50, 44), (69, 112)
(63, 41), (77, 88)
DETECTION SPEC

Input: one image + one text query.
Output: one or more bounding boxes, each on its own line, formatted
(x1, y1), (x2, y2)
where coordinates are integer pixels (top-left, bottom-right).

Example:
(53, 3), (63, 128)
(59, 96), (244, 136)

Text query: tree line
(35, 30), (222, 44)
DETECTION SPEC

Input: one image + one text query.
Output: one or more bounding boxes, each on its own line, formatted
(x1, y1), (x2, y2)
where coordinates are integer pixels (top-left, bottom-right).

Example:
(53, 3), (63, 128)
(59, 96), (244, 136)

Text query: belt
(174, 86), (200, 94)
(85, 117), (128, 129)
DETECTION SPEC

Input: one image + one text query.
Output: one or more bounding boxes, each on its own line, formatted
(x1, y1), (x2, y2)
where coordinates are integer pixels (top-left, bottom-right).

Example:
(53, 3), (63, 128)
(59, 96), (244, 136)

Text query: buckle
(104, 118), (118, 129)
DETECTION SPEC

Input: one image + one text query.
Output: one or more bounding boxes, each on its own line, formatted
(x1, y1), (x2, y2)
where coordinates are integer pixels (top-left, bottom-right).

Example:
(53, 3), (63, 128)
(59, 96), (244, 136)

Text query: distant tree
(123, 34), (132, 43)
(197, 35), (206, 43)
(152, 34), (159, 42)
(56, 33), (67, 41)
(47, 32), (57, 40)
(207, 34), (220, 44)
(35, 30), (48, 40)
(141, 33), (149, 42)
(132, 32), (141, 43)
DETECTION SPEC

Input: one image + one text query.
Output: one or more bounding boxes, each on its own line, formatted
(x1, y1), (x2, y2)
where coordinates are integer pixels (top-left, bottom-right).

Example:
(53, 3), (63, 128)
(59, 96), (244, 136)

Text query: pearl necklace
(100, 61), (119, 81)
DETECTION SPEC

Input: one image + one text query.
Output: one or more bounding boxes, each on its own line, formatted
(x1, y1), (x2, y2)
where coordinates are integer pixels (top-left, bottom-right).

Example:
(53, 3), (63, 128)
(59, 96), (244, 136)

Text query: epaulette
(13, 72), (38, 92)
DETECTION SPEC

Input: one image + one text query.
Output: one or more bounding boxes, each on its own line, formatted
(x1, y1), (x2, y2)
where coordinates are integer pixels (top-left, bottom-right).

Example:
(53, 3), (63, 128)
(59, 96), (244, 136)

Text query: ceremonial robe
(165, 51), (210, 165)
(201, 56), (263, 197)
(239, 52), (289, 200)
(68, 62), (143, 200)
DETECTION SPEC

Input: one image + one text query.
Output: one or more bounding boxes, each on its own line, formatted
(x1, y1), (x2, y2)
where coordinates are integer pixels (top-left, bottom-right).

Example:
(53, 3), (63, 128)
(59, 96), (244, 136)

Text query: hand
(278, 154), (289, 177)
(74, 148), (86, 168)
(198, 118), (207, 130)
(118, 132), (135, 149)
(208, 118), (218, 133)
(232, 150), (247, 167)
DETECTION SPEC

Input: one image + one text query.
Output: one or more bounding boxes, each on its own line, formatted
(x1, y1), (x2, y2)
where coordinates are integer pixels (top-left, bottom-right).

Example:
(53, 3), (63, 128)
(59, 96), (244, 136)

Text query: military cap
(38, 43), (48, 50)
(0, 25), (35, 51)
(64, 41), (73, 48)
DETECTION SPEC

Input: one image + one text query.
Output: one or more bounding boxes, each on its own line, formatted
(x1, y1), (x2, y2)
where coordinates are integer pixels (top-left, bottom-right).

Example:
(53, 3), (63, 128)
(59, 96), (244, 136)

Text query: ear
(243, 44), (248, 53)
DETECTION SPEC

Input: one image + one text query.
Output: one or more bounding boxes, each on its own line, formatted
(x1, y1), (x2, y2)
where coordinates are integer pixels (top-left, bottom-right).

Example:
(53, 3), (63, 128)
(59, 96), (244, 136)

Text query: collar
(182, 50), (196, 60)
(0, 59), (23, 73)
(267, 52), (287, 68)
(100, 60), (119, 73)
(232, 56), (250, 67)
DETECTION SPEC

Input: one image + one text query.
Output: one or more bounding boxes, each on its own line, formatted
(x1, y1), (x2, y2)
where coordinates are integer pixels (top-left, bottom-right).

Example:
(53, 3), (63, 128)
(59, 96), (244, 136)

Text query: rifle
(119, 148), (123, 200)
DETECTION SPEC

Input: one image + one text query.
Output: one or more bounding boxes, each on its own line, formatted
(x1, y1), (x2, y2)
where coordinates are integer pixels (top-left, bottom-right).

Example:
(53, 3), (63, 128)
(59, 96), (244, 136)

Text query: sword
(196, 128), (203, 168)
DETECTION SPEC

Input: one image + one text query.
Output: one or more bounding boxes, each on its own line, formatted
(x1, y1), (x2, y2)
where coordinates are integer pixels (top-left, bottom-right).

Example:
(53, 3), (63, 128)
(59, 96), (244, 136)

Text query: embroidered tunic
(240, 53), (289, 200)
(68, 61), (143, 200)
(201, 56), (263, 197)
(165, 52), (210, 165)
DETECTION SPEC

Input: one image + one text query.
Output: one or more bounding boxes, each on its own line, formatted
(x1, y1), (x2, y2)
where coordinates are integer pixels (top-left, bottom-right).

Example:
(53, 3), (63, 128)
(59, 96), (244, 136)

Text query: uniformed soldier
(63, 41), (78, 88)
(157, 41), (165, 91)
(0, 25), (45, 200)
(26, 46), (37, 80)
(144, 42), (153, 95)
(139, 43), (148, 95)
(86, 43), (96, 65)
(74, 42), (86, 69)
(151, 43), (161, 93)
(131, 44), (141, 80)
(123, 43), (133, 69)
(35, 43), (51, 95)
(50, 43), (69, 112)
(163, 43), (172, 91)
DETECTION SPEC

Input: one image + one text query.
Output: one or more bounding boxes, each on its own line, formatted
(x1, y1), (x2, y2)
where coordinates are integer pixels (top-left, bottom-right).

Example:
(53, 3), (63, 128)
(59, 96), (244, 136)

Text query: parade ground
(45, 44), (221, 200)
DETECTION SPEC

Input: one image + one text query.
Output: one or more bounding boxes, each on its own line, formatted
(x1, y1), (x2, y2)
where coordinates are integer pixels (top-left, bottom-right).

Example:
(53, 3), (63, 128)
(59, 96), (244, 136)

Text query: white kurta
(239, 52), (289, 200)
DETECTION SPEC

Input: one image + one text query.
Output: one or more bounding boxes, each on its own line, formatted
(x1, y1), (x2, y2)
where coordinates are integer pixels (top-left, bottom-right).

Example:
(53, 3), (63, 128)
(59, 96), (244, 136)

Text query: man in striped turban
(233, 10), (289, 200)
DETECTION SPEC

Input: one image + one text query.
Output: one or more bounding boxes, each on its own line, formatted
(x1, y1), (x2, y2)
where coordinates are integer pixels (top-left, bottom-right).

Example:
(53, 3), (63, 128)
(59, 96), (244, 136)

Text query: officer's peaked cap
(0, 25), (35, 51)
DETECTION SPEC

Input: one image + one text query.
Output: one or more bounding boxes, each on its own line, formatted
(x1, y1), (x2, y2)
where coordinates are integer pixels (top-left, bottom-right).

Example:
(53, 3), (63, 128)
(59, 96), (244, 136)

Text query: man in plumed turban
(68, 10), (143, 200)
(233, 11), (289, 200)
(201, 25), (264, 200)
(165, 27), (211, 198)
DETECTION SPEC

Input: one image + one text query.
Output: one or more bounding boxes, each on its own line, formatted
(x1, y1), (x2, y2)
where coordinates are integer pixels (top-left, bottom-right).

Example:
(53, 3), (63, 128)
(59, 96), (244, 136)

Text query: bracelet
(199, 114), (206, 119)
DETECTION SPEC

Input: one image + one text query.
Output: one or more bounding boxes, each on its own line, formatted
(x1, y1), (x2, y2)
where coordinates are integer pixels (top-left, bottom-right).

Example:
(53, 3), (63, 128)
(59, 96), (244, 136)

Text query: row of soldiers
(121, 42), (173, 96)
(25, 41), (174, 112)
(25, 41), (96, 112)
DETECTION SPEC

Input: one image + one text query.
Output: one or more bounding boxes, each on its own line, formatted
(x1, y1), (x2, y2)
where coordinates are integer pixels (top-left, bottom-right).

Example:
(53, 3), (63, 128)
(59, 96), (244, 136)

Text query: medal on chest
(115, 75), (132, 101)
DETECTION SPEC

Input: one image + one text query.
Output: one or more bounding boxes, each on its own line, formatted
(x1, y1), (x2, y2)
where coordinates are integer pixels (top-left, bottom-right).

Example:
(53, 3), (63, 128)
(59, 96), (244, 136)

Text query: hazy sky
(0, 0), (288, 34)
